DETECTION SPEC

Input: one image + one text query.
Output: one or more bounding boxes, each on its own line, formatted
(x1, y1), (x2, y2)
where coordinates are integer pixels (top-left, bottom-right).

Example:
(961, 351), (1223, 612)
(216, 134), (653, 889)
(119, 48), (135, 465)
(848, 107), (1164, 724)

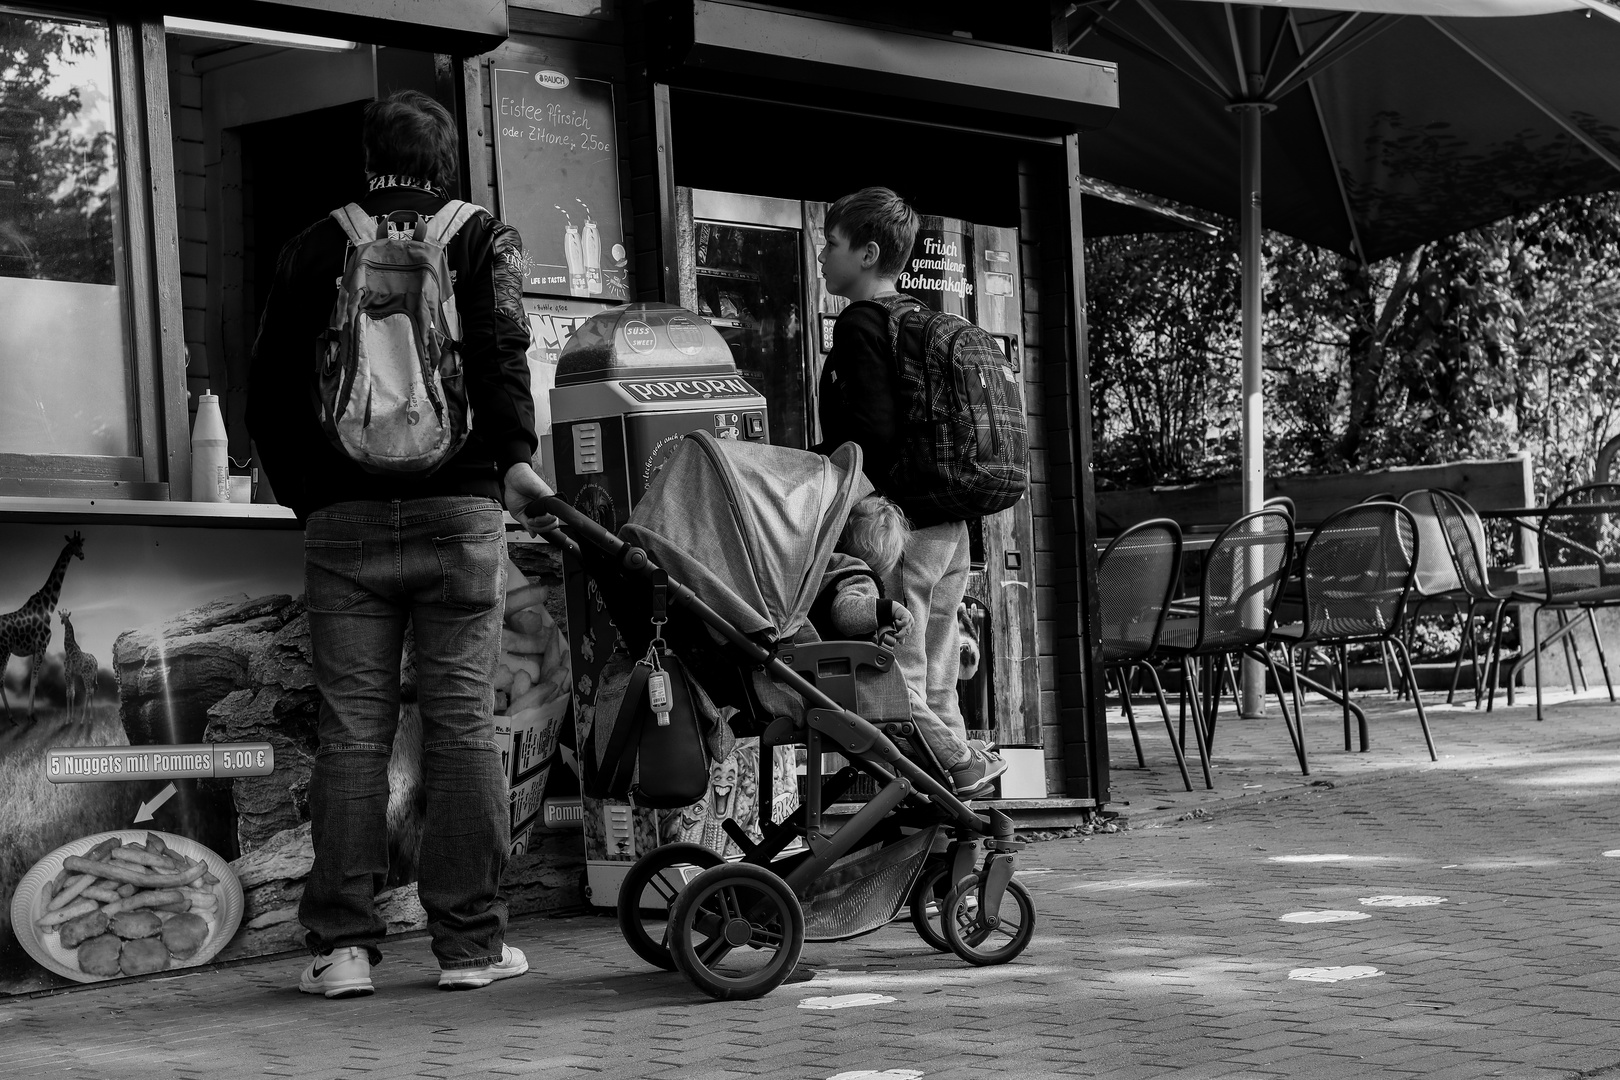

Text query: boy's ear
(861, 240), (882, 269)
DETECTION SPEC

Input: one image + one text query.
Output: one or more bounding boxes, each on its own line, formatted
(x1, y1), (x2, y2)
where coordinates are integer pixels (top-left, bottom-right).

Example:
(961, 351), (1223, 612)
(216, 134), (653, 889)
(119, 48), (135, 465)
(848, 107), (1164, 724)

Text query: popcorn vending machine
(550, 302), (791, 904)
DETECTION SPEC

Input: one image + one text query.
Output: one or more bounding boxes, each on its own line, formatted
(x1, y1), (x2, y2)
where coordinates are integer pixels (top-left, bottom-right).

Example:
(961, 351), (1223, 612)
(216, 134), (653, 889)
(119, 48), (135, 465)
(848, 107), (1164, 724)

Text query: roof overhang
(647, 0), (1119, 135)
(157, 0), (509, 54)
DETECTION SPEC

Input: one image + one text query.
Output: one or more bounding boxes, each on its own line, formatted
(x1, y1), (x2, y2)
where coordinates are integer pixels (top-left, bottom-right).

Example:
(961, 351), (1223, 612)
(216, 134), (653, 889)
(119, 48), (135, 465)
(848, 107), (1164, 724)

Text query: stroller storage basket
(801, 825), (937, 941)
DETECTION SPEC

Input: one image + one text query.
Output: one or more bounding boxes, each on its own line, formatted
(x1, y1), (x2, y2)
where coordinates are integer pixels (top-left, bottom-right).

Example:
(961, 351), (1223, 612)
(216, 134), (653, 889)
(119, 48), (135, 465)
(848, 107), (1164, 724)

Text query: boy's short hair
(826, 187), (919, 278)
(363, 90), (459, 190)
(839, 493), (911, 579)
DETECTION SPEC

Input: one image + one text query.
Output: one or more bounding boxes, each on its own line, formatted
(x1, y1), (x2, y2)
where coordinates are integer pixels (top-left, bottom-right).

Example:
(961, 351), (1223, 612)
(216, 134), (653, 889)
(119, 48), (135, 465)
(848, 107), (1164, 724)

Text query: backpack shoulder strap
(862, 294), (926, 365)
(330, 203), (376, 245)
(422, 200), (485, 246)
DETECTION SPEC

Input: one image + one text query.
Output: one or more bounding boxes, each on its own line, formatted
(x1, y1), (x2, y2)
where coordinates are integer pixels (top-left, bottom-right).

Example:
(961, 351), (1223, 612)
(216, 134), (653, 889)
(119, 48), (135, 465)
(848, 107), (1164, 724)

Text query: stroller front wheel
(941, 873), (1035, 967)
(668, 862), (806, 1001)
(908, 859), (957, 953)
(617, 843), (727, 971)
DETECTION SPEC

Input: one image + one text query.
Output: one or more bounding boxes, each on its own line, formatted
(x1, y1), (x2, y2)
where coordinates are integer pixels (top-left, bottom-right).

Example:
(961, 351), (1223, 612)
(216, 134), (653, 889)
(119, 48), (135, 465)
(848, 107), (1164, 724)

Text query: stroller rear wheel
(908, 859), (957, 953)
(668, 862), (806, 1000)
(617, 843), (726, 971)
(940, 873), (1035, 966)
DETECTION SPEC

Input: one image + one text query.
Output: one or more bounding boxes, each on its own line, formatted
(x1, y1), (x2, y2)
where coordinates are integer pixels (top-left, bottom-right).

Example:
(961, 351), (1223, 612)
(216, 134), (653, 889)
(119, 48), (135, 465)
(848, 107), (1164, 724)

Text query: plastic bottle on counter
(190, 389), (229, 503)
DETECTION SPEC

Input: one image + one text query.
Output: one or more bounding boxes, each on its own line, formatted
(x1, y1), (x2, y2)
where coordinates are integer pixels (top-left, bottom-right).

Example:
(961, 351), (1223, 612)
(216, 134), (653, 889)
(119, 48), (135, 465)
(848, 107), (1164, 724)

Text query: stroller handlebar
(522, 495), (617, 560)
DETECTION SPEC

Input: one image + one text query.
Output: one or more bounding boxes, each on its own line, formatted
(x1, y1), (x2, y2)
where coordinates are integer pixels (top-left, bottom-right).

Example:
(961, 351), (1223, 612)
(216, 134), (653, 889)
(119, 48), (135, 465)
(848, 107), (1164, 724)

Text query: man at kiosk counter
(248, 90), (559, 997)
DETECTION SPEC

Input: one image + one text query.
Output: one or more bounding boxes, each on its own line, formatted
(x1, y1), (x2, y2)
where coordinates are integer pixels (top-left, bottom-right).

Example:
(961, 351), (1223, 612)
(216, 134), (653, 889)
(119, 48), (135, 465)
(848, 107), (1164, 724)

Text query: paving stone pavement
(6, 684), (1620, 1079)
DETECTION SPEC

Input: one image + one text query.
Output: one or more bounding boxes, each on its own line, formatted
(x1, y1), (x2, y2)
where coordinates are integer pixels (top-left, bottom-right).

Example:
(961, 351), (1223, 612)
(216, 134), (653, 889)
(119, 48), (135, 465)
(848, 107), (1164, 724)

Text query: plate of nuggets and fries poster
(11, 830), (244, 983)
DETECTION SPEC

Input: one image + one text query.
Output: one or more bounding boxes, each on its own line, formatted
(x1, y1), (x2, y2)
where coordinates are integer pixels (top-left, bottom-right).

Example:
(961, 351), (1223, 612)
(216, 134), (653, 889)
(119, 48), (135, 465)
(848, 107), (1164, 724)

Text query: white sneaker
(298, 946), (374, 998)
(438, 944), (529, 990)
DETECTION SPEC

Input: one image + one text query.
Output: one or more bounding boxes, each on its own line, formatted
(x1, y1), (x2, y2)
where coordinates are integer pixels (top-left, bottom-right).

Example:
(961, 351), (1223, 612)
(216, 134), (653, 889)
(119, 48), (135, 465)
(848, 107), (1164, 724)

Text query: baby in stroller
(812, 493), (1003, 797)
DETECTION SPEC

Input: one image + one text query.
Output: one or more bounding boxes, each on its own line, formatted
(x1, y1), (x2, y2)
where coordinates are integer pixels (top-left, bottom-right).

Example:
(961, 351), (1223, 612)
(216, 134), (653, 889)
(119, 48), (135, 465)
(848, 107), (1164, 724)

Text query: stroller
(534, 431), (1034, 1000)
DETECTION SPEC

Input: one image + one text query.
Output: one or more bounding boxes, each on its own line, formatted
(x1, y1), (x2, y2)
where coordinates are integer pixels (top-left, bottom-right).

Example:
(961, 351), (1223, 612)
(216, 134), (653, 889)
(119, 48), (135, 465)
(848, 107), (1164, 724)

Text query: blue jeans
(298, 497), (510, 970)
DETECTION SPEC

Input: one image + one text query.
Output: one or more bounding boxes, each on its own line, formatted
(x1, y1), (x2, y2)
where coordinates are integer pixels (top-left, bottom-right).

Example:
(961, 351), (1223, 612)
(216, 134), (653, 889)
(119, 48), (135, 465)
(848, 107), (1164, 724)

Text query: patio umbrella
(1063, 0), (1620, 709)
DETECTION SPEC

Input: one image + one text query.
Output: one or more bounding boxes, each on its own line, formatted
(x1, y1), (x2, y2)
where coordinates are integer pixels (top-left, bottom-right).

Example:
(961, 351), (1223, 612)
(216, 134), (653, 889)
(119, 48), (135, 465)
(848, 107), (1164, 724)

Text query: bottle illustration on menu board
(565, 227), (585, 296)
(577, 200), (602, 296)
(582, 222), (602, 296)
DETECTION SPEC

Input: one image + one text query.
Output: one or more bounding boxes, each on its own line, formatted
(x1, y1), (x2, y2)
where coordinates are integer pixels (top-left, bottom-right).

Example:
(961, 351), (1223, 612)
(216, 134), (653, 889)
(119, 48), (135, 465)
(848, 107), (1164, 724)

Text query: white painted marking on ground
(1603, 849), (1620, 858)
(1062, 877), (1213, 891)
(827, 1071), (924, 1080)
(1278, 910), (1371, 923)
(800, 993), (897, 1010)
(1289, 965), (1383, 982)
(1445, 858), (1559, 870)
(1359, 895), (1447, 907)
(1269, 853), (1401, 863)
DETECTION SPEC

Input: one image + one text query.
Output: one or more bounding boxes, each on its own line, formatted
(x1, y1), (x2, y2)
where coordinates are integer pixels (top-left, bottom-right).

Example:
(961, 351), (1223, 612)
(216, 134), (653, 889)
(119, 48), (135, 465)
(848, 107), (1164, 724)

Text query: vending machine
(551, 302), (795, 904)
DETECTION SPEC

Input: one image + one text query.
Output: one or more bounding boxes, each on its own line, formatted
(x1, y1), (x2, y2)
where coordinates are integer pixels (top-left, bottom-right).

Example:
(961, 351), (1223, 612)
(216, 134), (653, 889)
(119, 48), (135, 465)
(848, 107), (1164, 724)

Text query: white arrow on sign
(134, 783), (177, 823)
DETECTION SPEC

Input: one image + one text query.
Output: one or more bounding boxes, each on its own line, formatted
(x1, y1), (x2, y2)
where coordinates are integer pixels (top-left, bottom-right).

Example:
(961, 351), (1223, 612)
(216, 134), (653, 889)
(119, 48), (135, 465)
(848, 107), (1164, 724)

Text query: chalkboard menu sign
(493, 64), (627, 301)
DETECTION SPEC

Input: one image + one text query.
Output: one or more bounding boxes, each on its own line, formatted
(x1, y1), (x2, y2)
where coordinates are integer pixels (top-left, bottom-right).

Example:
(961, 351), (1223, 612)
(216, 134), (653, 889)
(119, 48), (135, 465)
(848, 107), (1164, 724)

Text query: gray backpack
(317, 201), (482, 474)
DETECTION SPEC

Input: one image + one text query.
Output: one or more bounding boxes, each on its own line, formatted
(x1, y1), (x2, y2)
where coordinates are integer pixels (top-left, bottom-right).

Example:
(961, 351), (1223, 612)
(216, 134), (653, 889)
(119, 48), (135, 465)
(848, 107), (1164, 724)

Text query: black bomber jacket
(246, 180), (537, 522)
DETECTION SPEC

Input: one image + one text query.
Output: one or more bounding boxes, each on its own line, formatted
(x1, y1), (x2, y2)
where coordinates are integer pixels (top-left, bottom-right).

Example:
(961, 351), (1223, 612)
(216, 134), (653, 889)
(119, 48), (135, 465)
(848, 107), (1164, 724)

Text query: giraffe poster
(0, 521), (304, 994)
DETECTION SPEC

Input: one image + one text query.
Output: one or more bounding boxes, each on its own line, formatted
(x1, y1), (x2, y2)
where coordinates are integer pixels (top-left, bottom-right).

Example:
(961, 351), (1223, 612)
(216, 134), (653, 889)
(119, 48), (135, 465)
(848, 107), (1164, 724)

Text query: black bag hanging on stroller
(535, 432), (1034, 1001)
(584, 635), (711, 810)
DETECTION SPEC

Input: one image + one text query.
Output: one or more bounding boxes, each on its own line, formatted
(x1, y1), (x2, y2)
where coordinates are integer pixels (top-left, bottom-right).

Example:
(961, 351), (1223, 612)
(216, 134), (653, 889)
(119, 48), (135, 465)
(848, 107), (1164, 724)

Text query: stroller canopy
(622, 432), (872, 644)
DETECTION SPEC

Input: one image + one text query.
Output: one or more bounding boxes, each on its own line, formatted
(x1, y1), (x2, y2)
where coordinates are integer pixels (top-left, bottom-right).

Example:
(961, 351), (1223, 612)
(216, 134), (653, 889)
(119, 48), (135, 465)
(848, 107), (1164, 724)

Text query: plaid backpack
(317, 200), (482, 474)
(873, 295), (1029, 521)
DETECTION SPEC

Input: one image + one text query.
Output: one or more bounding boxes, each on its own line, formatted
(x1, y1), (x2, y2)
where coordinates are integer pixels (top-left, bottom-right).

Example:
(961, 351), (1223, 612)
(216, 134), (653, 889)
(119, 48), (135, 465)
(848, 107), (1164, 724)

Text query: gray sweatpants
(881, 519), (972, 771)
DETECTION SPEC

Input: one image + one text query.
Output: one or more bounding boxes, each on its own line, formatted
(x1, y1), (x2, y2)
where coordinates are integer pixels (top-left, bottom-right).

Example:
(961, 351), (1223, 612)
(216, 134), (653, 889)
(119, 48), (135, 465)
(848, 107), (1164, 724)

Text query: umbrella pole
(1237, 99), (1267, 719)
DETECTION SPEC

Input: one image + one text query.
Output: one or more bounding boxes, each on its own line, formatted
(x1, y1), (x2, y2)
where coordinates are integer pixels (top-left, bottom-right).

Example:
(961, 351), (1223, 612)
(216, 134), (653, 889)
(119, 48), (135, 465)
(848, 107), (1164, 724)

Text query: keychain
(646, 608), (671, 727)
(645, 646), (671, 726)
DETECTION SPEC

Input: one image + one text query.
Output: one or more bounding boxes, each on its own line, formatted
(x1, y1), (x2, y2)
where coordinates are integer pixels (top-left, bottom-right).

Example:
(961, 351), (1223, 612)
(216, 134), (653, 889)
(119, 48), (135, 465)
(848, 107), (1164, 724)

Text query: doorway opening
(165, 28), (445, 468)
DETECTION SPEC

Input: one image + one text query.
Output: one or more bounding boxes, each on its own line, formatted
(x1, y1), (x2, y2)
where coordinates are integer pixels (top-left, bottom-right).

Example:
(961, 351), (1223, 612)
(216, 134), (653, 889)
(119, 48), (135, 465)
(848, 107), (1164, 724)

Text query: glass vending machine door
(683, 191), (810, 449)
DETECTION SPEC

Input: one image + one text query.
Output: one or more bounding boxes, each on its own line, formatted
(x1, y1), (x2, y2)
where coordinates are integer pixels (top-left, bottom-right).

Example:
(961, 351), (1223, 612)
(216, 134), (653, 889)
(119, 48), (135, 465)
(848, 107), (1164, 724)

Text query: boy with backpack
(248, 90), (558, 998)
(813, 187), (1028, 797)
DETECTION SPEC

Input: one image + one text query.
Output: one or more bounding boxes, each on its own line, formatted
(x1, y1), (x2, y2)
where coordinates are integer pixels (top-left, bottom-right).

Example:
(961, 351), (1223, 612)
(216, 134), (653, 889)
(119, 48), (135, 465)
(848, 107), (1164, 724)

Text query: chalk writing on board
(493, 66), (627, 300)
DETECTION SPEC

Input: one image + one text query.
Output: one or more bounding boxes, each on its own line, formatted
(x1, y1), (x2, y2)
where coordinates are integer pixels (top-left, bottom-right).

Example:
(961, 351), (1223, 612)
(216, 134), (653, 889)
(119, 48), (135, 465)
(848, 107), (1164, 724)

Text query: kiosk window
(0, 11), (133, 459)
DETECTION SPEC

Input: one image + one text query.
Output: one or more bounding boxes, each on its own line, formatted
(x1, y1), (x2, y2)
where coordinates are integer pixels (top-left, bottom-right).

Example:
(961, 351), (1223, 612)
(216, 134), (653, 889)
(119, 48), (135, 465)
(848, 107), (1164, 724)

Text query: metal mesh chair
(1400, 489), (1464, 600)
(1156, 508), (1305, 776)
(1096, 519), (1196, 790)
(1398, 489), (1476, 703)
(1500, 482), (1620, 721)
(1420, 490), (1514, 708)
(1271, 502), (1438, 762)
(1262, 495), (1296, 520)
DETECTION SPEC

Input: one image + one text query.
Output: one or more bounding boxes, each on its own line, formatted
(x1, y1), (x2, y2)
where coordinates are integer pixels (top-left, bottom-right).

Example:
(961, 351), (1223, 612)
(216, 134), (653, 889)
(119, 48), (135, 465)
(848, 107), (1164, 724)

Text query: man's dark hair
(362, 90), (459, 189)
(825, 187), (919, 278)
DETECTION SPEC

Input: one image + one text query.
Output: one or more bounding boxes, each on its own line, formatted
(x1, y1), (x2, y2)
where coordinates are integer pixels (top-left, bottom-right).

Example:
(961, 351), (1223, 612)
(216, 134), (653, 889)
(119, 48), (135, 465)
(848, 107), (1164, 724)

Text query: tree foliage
(1085, 190), (1620, 501)
(0, 12), (118, 285)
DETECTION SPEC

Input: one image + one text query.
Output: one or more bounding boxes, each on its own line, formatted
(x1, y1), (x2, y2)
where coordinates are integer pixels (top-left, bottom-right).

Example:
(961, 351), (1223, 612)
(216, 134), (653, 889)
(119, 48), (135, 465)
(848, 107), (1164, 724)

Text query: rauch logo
(534, 70), (570, 89)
